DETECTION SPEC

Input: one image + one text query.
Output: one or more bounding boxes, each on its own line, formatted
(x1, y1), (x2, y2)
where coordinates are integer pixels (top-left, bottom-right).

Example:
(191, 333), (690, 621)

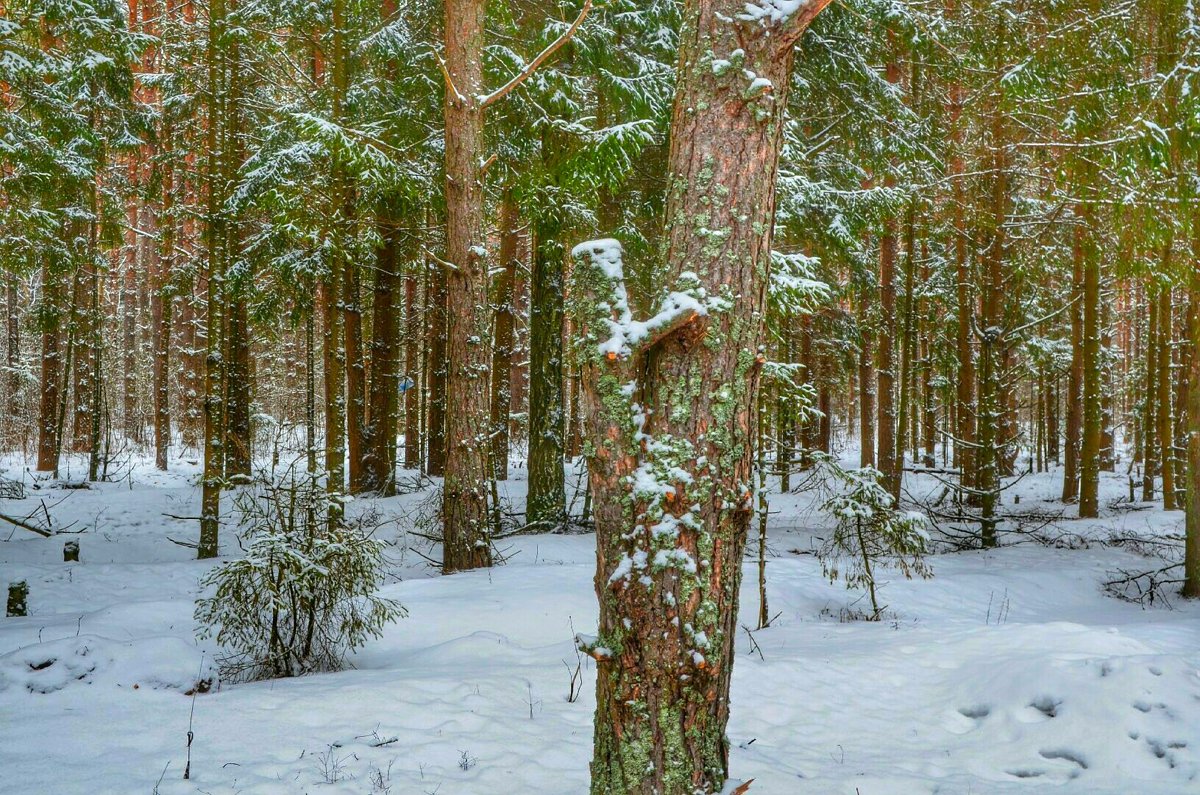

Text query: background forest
(2, 0), (1200, 793)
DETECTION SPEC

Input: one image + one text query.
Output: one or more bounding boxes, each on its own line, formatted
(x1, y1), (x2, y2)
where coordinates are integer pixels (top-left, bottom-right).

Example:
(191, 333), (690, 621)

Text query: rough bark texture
(365, 215), (404, 494)
(490, 192), (519, 482)
(345, 231), (368, 493)
(1078, 204), (1102, 519)
(441, 0), (493, 572)
(36, 260), (64, 472)
(528, 214), (567, 528)
(1062, 224), (1084, 503)
(1184, 212), (1199, 598)
(1144, 285), (1159, 500)
(426, 258), (447, 476)
(153, 120), (174, 471)
(858, 292), (876, 470)
(403, 267), (421, 469)
(198, 0), (227, 559)
(575, 2), (829, 792)
(877, 196), (898, 498)
(1157, 285), (1175, 510)
(226, 283), (252, 477)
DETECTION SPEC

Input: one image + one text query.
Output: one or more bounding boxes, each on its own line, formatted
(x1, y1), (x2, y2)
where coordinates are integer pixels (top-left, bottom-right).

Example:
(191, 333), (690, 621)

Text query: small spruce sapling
(818, 465), (932, 619)
(195, 469), (404, 680)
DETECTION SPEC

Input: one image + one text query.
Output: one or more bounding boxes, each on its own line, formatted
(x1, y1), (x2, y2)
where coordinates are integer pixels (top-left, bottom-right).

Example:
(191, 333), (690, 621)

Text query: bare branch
(480, 0), (593, 109)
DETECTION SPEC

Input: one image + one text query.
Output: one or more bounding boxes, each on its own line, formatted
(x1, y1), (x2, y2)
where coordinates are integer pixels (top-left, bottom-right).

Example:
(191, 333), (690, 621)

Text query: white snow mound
(0, 635), (217, 695)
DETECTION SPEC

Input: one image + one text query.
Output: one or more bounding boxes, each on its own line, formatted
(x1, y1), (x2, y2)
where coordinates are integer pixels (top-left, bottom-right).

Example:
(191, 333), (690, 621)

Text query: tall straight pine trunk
(1184, 191), (1199, 598)
(575, 2), (830, 791)
(490, 190), (519, 482)
(441, 0), (493, 571)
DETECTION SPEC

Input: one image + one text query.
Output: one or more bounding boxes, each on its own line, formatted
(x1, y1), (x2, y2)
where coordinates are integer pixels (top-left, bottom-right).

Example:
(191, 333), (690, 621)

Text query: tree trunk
(528, 213), (567, 528)
(575, 3), (829, 792)
(1062, 225), (1085, 502)
(153, 117), (174, 471)
(403, 263), (421, 469)
(1078, 204), (1102, 518)
(426, 246), (447, 476)
(345, 220), (368, 493)
(858, 291), (876, 469)
(365, 213), (405, 494)
(1184, 218), (1199, 598)
(36, 259), (64, 472)
(198, 0), (228, 558)
(1158, 283), (1175, 509)
(490, 191), (519, 482)
(3, 272), (20, 449)
(441, 0), (492, 571)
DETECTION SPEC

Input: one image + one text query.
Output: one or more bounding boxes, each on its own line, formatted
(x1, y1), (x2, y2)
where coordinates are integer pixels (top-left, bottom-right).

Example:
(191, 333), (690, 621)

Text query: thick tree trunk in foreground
(574, 2), (829, 792)
(441, 0), (493, 572)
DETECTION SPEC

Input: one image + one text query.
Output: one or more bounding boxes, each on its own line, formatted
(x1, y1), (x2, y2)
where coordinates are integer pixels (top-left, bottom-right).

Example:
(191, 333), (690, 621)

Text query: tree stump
(7, 581), (28, 617)
(64, 540), (79, 562)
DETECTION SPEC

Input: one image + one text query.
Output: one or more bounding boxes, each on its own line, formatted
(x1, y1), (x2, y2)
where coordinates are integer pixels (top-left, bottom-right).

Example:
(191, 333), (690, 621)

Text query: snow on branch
(480, 0), (593, 109)
(571, 238), (708, 360)
(739, 0), (831, 26)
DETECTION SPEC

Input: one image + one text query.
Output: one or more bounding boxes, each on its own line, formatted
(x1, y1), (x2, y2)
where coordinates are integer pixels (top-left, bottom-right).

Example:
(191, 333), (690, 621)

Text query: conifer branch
(479, 0), (593, 109)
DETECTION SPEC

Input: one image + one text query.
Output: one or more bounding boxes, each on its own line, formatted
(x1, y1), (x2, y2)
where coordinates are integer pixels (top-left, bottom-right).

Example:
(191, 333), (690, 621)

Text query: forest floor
(0, 449), (1197, 794)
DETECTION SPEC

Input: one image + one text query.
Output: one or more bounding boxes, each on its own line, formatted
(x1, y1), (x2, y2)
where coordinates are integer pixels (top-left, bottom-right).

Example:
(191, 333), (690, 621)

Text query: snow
(739, 0), (811, 25)
(573, 239), (709, 359)
(0, 452), (1198, 793)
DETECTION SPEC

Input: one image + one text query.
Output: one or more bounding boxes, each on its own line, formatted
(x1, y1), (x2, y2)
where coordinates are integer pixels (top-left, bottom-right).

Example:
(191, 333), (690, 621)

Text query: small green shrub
(818, 465), (932, 620)
(195, 471), (404, 681)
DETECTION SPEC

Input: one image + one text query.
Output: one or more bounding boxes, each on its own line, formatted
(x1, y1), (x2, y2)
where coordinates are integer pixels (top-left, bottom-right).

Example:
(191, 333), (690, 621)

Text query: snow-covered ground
(1, 452), (1197, 794)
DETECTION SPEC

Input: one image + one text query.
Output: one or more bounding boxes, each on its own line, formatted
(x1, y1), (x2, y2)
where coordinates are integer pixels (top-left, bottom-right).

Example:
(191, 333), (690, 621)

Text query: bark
(858, 292), (876, 469)
(489, 191), (519, 482)
(36, 259), (64, 471)
(153, 118), (174, 471)
(324, 0), (350, 501)
(528, 213), (567, 528)
(575, 3), (829, 792)
(1078, 204), (1102, 519)
(345, 218), (368, 493)
(1144, 285), (1160, 500)
(1062, 224), (1085, 503)
(122, 187), (140, 443)
(199, 0), (227, 558)
(441, 0), (492, 571)
(896, 199), (918, 491)
(224, 0), (250, 480)
(877, 188), (899, 497)
(3, 272), (20, 448)
(403, 264), (421, 469)
(949, 55), (975, 495)
(70, 259), (95, 454)
(365, 213), (405, 494)
(426, 254), (447, 476)
(225, 281), (252, 477)
(1184, 219), (1199, 598)
(1158, 284), (1175, 509)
